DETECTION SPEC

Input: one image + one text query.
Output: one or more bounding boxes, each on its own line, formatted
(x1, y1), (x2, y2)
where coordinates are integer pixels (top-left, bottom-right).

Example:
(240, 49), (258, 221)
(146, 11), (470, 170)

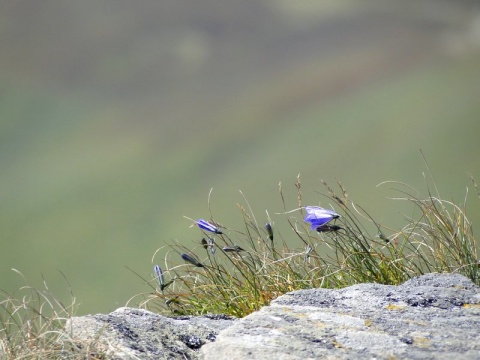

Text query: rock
(66, 307), (236, 359)
(67, 274), (480, 359)
(200, 273), (480, 359)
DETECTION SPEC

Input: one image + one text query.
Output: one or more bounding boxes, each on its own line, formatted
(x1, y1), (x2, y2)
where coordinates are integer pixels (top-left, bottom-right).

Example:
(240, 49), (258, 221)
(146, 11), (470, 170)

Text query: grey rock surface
(67, 274), (480, 359)
(201, 273), (480, 360)
(66, 307), (236, 359)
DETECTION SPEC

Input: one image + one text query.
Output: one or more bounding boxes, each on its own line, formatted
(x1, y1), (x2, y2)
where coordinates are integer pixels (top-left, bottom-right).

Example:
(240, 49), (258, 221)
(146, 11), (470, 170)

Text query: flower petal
(304, 212), (332, 222)
(196, 219), (223, 234)
(303, 206), (340, 230)
(181, 253), (204, 267)
(308, 217), (333, 229)
(305, 206), (339, 218)
(154, 265), (164, 287)
(265, 223), (274, 241)
(222, 245), (244, 252)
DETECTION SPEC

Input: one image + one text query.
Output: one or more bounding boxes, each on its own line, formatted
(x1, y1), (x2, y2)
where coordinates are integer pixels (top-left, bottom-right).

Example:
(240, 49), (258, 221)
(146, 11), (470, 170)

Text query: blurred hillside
(1, 0), (480, 314)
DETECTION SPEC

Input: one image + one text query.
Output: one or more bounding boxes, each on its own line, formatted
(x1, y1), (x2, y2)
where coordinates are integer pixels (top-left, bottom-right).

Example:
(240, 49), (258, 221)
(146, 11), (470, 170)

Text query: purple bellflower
(181, 253), (204, 267)
(303, 206), (340, 230)
(222, 245), (244, 253)
(201, 237), (216, 254)
(154, 265), (164, 288)
(265, 223), (274, 241)
(196, 219), (223, 234)
(154, 265), (174, 292)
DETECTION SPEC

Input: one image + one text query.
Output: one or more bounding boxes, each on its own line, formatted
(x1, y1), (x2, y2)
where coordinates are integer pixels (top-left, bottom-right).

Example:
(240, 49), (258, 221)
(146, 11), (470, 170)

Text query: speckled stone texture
(66, 308), (236, 359)
(67, 273), (480, 359)
(201, 273), (480, 360)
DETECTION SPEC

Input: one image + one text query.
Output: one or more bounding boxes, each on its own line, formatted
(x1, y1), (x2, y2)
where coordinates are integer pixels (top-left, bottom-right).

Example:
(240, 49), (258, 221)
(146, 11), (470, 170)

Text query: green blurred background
(1, 1), (480, 315)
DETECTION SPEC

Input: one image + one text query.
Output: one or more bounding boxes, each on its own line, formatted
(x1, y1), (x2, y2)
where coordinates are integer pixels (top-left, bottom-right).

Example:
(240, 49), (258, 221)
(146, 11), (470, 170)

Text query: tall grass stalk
(135, 175), (479, 318)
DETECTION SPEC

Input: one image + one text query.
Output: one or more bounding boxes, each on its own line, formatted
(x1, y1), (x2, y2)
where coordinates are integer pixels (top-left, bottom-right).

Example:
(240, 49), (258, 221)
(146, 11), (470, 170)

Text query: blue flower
(201, 237), (216, 254)
(222, 245), (244, 252)
(181, 253), (204, 267)
(154, 265), (174, 291)
(265, 223), (274, 241)
(303, 206), (340, 230)
(154, 265), (164, 288)
(196, 219), (223, 234)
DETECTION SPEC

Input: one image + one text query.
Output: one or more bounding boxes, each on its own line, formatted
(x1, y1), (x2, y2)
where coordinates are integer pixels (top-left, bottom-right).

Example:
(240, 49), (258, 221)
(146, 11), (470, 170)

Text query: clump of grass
(136, 174), (479, 318)
(379, 176), (479, 285)
(0, 270), (105, 359)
